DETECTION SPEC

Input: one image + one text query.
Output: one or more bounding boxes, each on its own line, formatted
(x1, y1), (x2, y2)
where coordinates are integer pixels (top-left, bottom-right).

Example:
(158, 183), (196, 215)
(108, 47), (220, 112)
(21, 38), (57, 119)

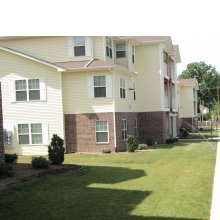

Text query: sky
(172, 36), (220, 75)
(1, 0), (220, 77)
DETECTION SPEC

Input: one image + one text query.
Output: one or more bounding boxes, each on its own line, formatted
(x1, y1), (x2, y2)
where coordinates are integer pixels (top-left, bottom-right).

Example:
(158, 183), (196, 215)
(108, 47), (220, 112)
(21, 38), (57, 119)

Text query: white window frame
(116, 43), (126, 58)
(105, 37), (112, 59)
(18, 123), (43, 145)
(122, 119), (127, 141)
(14, 78), (45, 102)
(94, 75), (106, 98)
(120, 78), (126, 99)
(73, 36), (86, 56)
(95, 121), (109, 144)
(134, 118), (138, 137)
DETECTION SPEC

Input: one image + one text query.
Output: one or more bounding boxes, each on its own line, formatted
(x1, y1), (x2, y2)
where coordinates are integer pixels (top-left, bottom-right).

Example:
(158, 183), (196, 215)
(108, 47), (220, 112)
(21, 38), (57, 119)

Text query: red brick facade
(64, 111), (172, 153)
(138, 112), (168, 144)
(0, 83), (4, 162)
(65, 113), (115, 153)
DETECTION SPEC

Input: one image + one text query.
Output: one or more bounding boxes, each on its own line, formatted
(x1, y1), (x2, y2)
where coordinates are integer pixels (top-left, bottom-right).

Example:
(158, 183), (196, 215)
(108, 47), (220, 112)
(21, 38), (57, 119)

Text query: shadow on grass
(0, 165), (203, 220)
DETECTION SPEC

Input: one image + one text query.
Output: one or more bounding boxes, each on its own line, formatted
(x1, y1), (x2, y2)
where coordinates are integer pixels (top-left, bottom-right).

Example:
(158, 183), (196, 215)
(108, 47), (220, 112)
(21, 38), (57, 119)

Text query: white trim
(95, 120), (109, 144)
(122, 119), (127, 141)
(84, 59), (94, 68)
(0, 46), (66, 72)
(112, 71), (117, 149)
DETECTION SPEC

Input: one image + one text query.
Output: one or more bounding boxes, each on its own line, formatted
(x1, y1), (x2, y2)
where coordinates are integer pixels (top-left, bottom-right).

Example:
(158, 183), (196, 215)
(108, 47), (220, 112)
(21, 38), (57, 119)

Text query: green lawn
(0, 141), (217, 220)
(188, 130), (219, 139)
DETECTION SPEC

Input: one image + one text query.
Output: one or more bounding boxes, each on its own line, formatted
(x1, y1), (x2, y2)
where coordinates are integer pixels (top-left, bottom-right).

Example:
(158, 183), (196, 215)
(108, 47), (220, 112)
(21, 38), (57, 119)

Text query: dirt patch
(0, 163), (84, 192)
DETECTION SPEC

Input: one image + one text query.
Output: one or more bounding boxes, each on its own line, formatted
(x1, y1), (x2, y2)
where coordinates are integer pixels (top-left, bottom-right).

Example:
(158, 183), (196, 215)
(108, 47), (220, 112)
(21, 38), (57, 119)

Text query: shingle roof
(178, 78), (198, 87)
(54, 59), (117, 70)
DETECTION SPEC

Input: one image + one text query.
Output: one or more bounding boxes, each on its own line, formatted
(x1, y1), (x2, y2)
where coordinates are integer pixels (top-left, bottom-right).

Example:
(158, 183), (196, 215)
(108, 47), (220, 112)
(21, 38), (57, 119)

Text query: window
(16, 80), (27, 101)
(74, 36), (85, 56)
(28, 79), (40, 100)
(120, 78), (126, 98)
(105, 37), (112, 58)
(133, 82), (136, 100)
(96, 121), (109, 143)
(134, 119), (138, 137)
(132, 45), (135, 63)
(18, 123), (43, 145)
(116, 43), (126, 58)
(122, 119), (127, 141)
(18, 124), (29, 144)
(94, 76), (106, 98)
(15, 79), (41, 101)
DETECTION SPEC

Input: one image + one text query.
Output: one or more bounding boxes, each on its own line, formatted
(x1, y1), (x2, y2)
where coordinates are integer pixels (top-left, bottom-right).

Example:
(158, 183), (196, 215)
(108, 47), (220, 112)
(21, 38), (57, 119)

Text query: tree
(178, 61), (220, 109)
(48, 134), (65, 165)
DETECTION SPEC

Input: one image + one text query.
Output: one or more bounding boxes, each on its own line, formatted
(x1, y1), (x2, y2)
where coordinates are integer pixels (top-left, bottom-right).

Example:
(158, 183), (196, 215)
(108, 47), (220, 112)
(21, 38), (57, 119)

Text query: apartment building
(177, 78), (198, 131)
(0, 36), (180, 155)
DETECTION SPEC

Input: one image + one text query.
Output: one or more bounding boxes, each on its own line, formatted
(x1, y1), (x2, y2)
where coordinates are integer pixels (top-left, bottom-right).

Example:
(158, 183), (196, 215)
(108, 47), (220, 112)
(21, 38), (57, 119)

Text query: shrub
(48, 134), (65, 165)
(126, 135), (135, 152)
(102, 148), (112, 154)
(138, 144), (148, 150)
(179, 127), (189, 137)
(165, 138), (174, 144)
(0, 163), (14, 177)
(5, 153), (18, 164)
(32, 156), (50, 169)
(146, 138), (155, 146)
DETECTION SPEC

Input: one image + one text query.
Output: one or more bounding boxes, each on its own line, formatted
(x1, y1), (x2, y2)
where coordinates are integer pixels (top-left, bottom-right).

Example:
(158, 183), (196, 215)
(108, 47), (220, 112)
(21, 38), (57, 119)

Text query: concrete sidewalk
(210, 140), (220, 220)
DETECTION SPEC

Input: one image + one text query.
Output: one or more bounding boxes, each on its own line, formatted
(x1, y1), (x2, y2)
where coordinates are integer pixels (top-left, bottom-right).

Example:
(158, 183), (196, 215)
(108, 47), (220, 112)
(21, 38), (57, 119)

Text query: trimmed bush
(48, 134), (65, 165)
(146, 138), (155, 146)
(0, 163), (14, 177)
(102, 148), (112, 154)
(165, 138), (174, 144)
(138, 144), (148, 150)
(126, 135), (135, 152)
(5, 153), (18, 164)
(179, 127), (189, 137)
(32, 156), (50, 169)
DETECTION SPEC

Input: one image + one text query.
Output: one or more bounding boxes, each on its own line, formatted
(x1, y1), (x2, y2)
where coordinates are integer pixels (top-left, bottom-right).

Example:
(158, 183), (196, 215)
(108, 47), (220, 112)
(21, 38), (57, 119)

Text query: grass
(0, 140), (217, 220)
(188, 130), (219, 139)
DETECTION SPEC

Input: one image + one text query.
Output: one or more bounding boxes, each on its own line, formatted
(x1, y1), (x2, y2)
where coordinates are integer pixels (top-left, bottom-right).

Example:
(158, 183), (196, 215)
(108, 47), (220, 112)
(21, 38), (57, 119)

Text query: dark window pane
(132, 55), (135, 63)
(16, 91), (27, 101)
(74, 46), (85, 56)
(32, 134), (42, 144)
(94, 87), (106, 97)
(109, 48), (112, 58)
(19, 135), (29, 144)
(116, 51), (126, 58)
(29, 90), (40, 100)
(96, 132), (108, 143)
(134, 91), (136, 100)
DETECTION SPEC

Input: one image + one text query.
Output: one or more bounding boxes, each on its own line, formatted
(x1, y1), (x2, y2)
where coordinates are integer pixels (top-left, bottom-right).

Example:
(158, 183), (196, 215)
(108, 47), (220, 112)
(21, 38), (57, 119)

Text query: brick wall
(65, 113), (115, 153)
(65, 111), (173, 153)
(0, 83), (4, 162)
(115, 112), (138, 151)
(138, 111), (168, 144)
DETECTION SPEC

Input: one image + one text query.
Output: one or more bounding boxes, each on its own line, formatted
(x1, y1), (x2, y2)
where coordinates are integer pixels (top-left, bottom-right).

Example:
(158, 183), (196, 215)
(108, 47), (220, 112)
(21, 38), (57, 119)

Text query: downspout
(108, 68), (117, 151)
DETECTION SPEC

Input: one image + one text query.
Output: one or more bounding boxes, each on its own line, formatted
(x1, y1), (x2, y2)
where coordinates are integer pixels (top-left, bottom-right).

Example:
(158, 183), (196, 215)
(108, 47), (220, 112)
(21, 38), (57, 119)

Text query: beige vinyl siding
(114, 71), (137, 112)
(134, 44), (162, 112)
(179, 87), (194, 118)
(93, 37), (105, 60)
(0, 50), (63, 155)
(62, 70), (114, 114)
(0, 36), (93, 63)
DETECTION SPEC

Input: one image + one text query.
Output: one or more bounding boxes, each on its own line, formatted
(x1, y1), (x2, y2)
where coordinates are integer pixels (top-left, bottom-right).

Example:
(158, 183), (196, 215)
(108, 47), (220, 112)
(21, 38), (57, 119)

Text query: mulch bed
(0, 163), (84, 192)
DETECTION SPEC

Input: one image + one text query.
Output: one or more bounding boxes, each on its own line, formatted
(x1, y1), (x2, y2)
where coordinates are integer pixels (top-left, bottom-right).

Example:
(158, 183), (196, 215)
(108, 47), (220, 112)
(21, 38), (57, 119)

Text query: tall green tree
(178, 61), (220, 109)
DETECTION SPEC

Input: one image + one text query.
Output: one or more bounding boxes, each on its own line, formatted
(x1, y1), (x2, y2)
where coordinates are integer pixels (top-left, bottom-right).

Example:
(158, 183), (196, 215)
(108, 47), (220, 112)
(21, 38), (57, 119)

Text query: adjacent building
(177, 78), (198, 131)
(0, 36), (181, 155)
